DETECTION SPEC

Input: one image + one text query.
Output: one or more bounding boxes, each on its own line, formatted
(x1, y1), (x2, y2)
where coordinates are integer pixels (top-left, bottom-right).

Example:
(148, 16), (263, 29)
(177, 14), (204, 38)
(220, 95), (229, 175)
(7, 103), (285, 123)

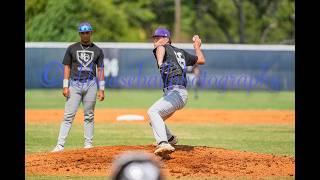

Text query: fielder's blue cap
(78, 22), (93, 32)
(152, 27), (170, 38)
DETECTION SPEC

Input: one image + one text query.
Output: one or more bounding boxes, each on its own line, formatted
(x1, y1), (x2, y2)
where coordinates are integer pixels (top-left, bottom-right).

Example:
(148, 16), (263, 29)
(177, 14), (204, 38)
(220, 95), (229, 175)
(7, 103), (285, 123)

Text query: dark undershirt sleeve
(183, 49), (198, 66)
(97, 49), (104, 68)
(62, 46), (72, 65)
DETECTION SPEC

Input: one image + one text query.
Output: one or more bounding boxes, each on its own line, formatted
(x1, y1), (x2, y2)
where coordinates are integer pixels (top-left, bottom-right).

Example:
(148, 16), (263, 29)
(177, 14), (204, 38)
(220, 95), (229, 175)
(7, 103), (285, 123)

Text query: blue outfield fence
(25, 42), (295, 91)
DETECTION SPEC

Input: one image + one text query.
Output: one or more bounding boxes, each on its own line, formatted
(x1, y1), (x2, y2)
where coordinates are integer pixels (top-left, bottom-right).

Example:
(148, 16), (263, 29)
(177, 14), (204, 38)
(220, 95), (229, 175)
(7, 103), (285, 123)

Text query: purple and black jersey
(153, 44), (197, 88)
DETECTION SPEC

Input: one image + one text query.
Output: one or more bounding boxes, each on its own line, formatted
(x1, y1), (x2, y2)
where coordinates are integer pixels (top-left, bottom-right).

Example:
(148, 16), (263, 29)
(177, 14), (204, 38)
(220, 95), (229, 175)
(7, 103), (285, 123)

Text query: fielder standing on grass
(52, 22), (105, 152)
(148, 27), (206, 156)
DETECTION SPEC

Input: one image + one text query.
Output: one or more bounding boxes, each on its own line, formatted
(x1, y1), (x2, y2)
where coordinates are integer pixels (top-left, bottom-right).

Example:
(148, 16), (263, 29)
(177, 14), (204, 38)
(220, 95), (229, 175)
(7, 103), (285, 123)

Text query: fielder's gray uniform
(57, 79), (97, 147)
(56, 42), (104, 148)
(148, 44), (197, 145)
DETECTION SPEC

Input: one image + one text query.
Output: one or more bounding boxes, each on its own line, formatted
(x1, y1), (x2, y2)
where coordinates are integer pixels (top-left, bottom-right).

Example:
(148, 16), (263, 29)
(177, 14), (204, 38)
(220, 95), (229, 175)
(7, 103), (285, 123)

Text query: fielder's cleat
(153, 135), (178, 146)
(154, 142), (175, 156)
(51, 145), (64, 152)
(84, 144), (93, 149)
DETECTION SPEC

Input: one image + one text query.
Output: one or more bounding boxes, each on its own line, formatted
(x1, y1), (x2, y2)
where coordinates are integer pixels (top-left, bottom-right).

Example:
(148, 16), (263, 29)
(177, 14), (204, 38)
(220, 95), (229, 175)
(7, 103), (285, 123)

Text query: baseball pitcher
(52, 22), (105, 152)
(148, 27), (206, 156)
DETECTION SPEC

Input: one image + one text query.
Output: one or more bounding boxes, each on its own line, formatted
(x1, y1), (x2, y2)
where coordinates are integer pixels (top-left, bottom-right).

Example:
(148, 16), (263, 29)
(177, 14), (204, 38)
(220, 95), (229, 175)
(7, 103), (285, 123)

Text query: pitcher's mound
(26, 145), (294, 178)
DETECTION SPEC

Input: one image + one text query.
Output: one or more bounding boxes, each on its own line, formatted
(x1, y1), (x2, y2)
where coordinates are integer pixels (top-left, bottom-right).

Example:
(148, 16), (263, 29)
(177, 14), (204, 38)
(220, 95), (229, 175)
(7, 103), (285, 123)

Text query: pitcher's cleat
(168, 135), (178, 145)
(154, 142), (175, 156)
(153, 135), (178, 146)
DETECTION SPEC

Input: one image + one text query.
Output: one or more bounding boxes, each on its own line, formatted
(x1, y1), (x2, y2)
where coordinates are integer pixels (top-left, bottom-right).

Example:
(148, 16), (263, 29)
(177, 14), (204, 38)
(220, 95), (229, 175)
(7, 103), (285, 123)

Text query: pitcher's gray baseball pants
(147, 85), (188, 144)
(56, 79), (97, 147)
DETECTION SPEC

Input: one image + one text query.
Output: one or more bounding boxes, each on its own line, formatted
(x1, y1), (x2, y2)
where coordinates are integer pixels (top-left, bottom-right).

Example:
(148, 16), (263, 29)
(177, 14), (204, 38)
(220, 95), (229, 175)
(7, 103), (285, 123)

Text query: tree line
(26, 0), (294, 44)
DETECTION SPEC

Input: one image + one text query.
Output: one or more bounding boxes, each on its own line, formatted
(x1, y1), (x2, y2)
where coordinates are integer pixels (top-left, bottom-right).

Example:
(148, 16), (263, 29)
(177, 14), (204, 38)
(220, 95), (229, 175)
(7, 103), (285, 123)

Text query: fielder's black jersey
(153, 44), (198, 88)
(62, 42), (104, 81)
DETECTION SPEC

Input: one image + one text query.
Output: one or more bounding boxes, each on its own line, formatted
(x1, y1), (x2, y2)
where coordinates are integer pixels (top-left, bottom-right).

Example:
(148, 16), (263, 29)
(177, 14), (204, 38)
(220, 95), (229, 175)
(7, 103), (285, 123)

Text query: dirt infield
(26, 108), (294, 178)
(26, 145), (294, 178)
(26, 108), (294, 125)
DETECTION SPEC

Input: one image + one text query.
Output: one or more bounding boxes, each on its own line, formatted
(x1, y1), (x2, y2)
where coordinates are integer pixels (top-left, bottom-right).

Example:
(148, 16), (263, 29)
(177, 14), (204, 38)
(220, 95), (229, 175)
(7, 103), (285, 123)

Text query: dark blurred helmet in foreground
(111, 151), (164, 180)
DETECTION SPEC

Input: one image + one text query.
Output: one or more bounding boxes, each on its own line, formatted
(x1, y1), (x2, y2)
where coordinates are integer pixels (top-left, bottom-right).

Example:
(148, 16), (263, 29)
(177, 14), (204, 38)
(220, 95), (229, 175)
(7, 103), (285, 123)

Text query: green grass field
(25, 89), (294, 109)
(26, 123), (294, 156)
(26, 89), (295, 180)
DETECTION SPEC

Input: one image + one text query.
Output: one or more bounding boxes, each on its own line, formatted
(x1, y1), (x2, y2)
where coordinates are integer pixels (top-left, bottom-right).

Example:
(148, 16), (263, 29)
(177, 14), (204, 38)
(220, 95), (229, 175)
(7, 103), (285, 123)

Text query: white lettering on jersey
(174, 51), (186, 69)
(77, 66), (92, 71)
(76, 50), (94, 67)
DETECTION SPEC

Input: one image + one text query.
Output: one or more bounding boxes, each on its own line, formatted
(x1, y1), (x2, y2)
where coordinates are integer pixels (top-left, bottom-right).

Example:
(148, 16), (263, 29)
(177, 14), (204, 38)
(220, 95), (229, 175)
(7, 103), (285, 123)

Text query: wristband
(99, 80), (105, 90)
(63, 79), (69, 88)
